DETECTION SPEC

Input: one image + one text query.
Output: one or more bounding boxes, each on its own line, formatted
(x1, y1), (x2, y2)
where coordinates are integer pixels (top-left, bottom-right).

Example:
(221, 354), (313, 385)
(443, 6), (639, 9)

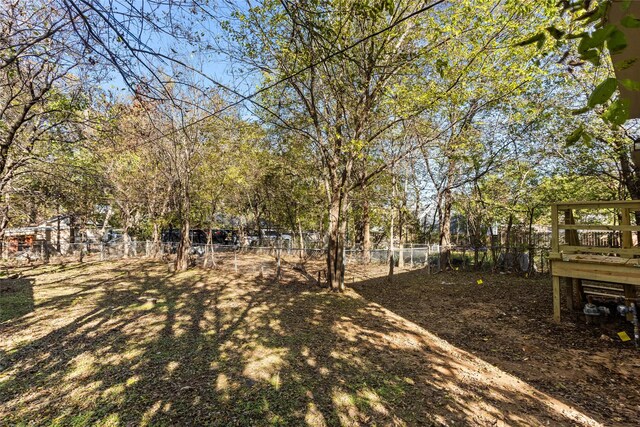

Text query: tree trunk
(122, 210), (133, 258)
(123, 229), (131, 258)
(474, 246), (479, 269)
(489, 224), (498, 270)
(439, 187), (452, 270)
(503, 213), (514, 271)
(354, 185), (372, 265)
(297, 217), (305, 260)
(362, 197), (371, 264)
(56, 209), (61, 253)
(76, 216), (86, 261)
(398, 171), (408, 268)
(28, 199), (37, 224)
(275, 237), (282, 282)
(0, 204), (9, 240)
(527, 207), (536, 275)
(151, 223), (161, 258)
(204, 228), (216, 268)
(254, 202), (263, 247)
(175, 191), (191, 271)
(326, 191), (347, 291)
(389, 179), (395, 277)
(100, 205), (113, 241)
(175, 217), (190, 271)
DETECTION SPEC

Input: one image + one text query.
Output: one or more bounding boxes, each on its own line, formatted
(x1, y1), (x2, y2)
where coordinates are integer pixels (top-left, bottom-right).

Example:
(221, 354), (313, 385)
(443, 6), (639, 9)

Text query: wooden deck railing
(551, 200), (640, 257)
(550, 200), (640, 322)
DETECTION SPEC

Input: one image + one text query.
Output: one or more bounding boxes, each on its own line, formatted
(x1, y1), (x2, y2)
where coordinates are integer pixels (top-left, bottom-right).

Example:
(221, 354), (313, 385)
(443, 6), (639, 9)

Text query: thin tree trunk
(489, 224), (498, 270)
(503, 213), (514, 271)
(527, 207), (536, 275)
(362, 197), (371, 264)
(389, 173), (396, 277)
(254, 202), (263, 247)
(56, 207), (61, 253)
(0, 204), (9, 241)
(175, 218), (190, 271)
(100, 205), (113, 241)
(275, 237), (282, 282)
(175, 191), (191, 271)
(474, 246), (479, 268)
(151, 223), (161, 258)
(398, 170), (408, 268)
(207, 228), (217, 268)
(76, 216), (85, 262)
(439, 187), (453, 270)
(123, 229), (131, 258)
(297, 217), (305, 260)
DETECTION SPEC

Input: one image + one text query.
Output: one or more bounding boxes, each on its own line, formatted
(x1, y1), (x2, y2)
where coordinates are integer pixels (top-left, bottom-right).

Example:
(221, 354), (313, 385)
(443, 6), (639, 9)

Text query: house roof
(38, 215), (72, 227)
(4, 226), (53, 237)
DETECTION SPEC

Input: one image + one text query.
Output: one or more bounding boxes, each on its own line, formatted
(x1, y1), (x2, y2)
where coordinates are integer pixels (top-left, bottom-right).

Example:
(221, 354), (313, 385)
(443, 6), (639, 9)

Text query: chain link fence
(1, 240), (554, 275)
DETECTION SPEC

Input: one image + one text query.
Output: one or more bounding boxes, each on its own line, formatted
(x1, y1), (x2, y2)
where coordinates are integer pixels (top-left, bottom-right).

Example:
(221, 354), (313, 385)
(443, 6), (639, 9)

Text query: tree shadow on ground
(0, 278), (34, 323)
(0, 277), (34, 322)
(351, 268), (639, 425)
(0, 261), (605, 426)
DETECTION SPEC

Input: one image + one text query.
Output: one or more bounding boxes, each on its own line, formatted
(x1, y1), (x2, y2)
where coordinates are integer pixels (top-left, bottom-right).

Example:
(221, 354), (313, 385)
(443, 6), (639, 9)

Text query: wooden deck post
(621, 208), (632, 249)
(621, 208), (635, 320)
(551, 203), (561, 322)
(564, 209), (584, 311)
(551, 204), (559, 255)
(553, 275), (561, 323)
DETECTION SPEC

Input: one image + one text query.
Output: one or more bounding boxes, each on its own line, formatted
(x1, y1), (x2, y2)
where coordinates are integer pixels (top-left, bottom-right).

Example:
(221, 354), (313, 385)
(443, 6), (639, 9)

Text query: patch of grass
(0, 278), (34, 322)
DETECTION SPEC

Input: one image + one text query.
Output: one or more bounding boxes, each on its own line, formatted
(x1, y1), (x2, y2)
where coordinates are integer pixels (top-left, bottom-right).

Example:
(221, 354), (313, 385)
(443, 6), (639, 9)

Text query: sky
(100, 0), (257, 112)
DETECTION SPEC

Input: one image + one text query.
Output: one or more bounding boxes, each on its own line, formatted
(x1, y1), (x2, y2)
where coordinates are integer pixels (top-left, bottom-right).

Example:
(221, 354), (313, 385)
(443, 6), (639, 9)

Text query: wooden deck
(550, 201), (640, 322)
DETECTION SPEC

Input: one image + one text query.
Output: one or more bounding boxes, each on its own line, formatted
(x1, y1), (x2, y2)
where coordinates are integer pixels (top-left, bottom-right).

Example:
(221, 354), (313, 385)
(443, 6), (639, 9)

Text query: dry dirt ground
(0, 256), (638, 426)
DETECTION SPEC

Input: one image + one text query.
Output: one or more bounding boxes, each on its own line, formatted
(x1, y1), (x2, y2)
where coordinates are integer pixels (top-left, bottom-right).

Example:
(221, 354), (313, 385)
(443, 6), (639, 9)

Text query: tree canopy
(1, 0), (638, 277)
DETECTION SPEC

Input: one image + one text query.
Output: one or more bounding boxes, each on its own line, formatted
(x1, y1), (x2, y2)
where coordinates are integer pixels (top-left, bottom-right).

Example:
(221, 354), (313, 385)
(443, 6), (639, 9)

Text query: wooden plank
(553, 275), (561, 323)
(551, 260), (640, 286)
(561, 254), (640, 265)
(549, 252), (562, 260)
(622, 208), (632, 249)
(558, 224), (640, 231)
(582, 284), (624, 292)
(558, 245), (640, 256)
(583, 290), (624, 298)
(555, 200), (640, 210)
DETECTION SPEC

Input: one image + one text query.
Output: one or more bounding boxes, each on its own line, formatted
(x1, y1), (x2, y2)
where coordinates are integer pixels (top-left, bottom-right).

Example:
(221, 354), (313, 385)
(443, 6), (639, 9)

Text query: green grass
(0, 278), (34, 322)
